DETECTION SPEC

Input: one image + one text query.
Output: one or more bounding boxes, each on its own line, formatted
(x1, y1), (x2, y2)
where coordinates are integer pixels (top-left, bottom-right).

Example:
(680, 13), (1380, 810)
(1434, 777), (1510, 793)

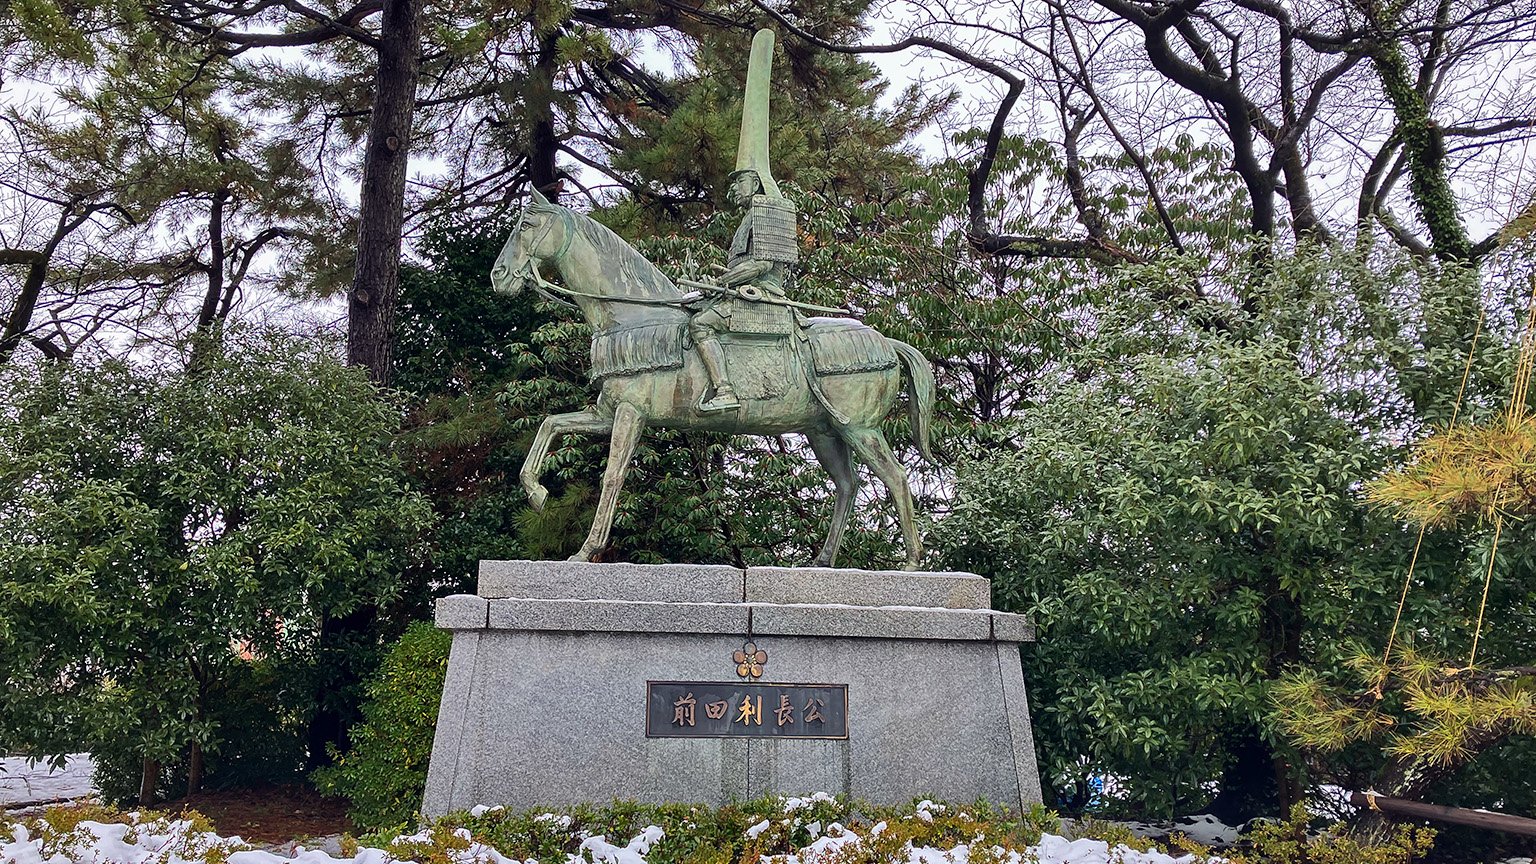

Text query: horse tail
(888, 338), (936, 464)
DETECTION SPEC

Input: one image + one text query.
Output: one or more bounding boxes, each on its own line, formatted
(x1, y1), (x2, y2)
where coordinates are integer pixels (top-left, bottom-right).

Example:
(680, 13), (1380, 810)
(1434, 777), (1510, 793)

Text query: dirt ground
(162, 785), (352, 844)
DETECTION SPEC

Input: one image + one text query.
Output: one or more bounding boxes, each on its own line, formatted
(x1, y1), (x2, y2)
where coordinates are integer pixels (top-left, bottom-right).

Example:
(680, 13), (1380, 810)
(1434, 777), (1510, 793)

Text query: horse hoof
(528, 486), (549, 511)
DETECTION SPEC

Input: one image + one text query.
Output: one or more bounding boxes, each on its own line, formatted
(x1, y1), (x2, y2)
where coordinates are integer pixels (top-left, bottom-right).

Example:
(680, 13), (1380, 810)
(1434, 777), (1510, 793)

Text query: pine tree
(0, 13), (330, 364)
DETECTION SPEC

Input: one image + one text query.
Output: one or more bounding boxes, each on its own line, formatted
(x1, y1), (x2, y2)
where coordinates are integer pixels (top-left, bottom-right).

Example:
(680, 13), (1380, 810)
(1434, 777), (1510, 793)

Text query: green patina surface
(483, 29), (936, 569)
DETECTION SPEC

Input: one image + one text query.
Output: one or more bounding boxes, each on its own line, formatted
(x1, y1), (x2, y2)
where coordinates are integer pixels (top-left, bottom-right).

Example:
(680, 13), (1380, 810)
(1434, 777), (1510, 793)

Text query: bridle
(511, 204), (694, 309)
(525, 205), (577, 268)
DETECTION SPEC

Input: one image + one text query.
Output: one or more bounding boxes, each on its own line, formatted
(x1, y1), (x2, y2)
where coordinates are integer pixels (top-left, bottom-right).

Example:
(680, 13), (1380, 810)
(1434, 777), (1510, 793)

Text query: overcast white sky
(4, 7), (1533, 362)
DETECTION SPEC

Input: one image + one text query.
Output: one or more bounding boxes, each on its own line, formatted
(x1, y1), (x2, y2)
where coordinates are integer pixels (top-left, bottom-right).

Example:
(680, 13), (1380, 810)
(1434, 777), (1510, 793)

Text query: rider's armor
(691, 192), (799, 413)
(693, 28), (798, 414)
(728, 195), (798, 280)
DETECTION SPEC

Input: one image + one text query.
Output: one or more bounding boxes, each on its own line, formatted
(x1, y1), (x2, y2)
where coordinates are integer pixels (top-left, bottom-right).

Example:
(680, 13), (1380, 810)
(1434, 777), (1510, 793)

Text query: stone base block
(423, 561), (1041, 816)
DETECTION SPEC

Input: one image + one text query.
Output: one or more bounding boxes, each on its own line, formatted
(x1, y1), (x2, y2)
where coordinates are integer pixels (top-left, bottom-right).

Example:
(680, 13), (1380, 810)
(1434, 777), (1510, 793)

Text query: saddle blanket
(587, 317), (898, 381)
(805, 320), (898, 375)
(590, 322), (685, 380)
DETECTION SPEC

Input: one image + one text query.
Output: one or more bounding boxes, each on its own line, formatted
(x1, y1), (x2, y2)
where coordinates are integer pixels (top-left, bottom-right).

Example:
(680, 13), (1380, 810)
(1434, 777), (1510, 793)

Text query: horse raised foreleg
(521, 409), (612, 511)
(843, 426), (922, 570)
(570, 402), (646, 562)
(807, 431), (860, 568)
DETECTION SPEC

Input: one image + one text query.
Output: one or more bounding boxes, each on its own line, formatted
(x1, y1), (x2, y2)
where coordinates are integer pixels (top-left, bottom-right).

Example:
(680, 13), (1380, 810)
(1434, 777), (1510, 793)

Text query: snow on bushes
(0, 796), (1438, 864)
(2, 798), (1204, 864)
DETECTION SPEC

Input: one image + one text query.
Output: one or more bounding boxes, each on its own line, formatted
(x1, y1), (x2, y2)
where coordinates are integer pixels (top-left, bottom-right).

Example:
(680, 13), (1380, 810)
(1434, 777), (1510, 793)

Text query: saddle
(587, 309), (897, 382)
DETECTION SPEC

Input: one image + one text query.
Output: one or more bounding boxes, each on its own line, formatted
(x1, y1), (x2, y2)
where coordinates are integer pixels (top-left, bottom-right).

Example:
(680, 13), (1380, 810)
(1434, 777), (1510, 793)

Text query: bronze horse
(490, 192), (935, 569)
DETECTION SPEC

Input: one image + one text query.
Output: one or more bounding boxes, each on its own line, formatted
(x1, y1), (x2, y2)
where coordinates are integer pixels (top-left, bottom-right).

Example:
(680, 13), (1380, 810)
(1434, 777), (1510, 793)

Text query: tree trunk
(1368, 41), (1471, 261)
(1207, 557), (1306, 822)
(188, 188), (231, 371)
(2, 203), (115, 366)
(1206, 729), (1281, 823)
(346, 0), (423, 384)
(195, 189), (229, 333)
(1280, 148), (1330, 243)
(138, 757), (159, 806)
(529, 29), (561, 199)
(310, 0), (421, 761)
(0, 254), (48, 367)
(306, 605), (378, 770)
(186, 741), (204, 797)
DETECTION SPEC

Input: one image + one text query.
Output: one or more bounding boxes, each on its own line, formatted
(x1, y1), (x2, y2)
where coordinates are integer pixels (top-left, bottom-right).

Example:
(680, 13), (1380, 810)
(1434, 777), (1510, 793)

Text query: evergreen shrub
(93, 660), (308, 804)
(0, 332), (436, 803)
(429, 796), (1059, 864)
(314, 621), (451, 830)
(1, 798), (1447, 864)
(1173, 803), (1436, 864)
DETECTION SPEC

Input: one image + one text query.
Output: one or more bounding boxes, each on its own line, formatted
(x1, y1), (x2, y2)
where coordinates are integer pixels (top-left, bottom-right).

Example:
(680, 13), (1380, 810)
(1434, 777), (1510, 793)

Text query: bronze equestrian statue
(488, 30), (935, 569)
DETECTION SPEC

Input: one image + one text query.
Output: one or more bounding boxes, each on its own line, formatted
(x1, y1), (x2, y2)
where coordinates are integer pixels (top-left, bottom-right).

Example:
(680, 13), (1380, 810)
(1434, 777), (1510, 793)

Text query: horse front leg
(570, 402), (647, 562)
(521, 409), (612, 511)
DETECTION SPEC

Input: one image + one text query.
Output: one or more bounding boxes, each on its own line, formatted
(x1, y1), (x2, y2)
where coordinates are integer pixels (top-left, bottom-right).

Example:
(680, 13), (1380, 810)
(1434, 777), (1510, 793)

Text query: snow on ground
(0, 757), (96, 808)
(1, 808), (1208, 864)
(1160, 815), (1237, 848)
(1117, 814), (1239, 848)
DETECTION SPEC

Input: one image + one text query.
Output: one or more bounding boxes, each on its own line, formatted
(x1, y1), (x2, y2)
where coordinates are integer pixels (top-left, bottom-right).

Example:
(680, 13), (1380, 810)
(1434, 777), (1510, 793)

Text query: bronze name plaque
(646, 681), (848, 739)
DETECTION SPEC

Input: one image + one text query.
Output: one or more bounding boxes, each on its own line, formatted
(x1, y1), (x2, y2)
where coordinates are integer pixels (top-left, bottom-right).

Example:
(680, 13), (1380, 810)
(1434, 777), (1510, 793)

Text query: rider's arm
(719, 259), (773, 287)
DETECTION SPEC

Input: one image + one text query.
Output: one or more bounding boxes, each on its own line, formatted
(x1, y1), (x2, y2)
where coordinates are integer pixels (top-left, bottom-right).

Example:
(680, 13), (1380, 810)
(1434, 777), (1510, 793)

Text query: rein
(521, 262), (694, 308)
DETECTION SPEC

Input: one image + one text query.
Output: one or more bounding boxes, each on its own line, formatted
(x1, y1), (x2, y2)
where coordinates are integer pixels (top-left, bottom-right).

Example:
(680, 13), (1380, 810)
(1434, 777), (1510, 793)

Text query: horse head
(491, 189), (571, 296)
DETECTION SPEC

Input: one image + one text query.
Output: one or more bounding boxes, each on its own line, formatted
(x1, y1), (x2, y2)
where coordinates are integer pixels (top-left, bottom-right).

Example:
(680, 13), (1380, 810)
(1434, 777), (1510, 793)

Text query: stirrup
(698, 388), (741, 413)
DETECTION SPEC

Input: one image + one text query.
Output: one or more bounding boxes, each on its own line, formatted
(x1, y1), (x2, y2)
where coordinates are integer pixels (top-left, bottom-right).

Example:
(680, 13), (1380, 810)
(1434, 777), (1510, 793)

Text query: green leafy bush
(3, 798), (1444, 864)
(1073, 817), (1161, 852)
(0, 331), (435, 803)
(431, 795), (1059, 864)
(93, 660), (309, 804)
(4, 803), (248, 864)
(315, 621), (452, 830)
(932, 249), (1536, 820)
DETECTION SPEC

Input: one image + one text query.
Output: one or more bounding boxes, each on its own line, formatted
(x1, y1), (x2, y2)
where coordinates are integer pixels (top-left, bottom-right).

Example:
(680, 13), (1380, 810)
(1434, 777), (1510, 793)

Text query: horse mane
(555, 206), (680, 300)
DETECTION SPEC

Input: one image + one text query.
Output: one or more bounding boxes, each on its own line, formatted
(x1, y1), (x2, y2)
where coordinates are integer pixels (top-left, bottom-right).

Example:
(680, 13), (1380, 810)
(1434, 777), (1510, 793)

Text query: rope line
(1461, 274), (1536, 669)
(1509, 274), (1536, 425)
(1468, 514), (1504, 669)
(1382, 523), (1430, 665)
(1382, 302), (1485, 665)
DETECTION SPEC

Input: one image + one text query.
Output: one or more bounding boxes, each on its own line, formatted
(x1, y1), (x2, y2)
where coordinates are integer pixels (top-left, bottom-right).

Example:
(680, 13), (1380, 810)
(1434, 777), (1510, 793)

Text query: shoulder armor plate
(750, 195), (799, 264)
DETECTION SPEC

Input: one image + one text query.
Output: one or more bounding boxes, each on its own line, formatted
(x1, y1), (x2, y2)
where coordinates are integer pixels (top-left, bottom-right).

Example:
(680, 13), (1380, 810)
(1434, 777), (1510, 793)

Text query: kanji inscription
(645, 682), (848, 739)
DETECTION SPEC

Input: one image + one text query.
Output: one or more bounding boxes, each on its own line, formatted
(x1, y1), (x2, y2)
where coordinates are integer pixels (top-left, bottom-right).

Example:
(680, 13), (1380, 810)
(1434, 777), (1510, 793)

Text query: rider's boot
(695, 336), (741, 412)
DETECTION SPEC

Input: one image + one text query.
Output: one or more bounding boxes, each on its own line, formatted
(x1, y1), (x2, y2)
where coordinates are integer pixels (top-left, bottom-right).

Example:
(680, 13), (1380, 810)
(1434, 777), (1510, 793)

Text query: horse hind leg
(842, 426), (922, 571)
(570, 402), (646, 562)
(807, 431), (860, 568)
(521, 409), (612, 511)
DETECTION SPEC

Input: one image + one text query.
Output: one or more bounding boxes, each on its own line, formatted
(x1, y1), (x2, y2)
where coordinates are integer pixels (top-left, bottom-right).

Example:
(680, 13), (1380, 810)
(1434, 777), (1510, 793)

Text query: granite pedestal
(422, 560), (1042, 816)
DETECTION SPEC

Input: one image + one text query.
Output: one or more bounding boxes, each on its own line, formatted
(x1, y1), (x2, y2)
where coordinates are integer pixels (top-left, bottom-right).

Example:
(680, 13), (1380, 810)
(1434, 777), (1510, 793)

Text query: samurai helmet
(732, 29), (783, 200)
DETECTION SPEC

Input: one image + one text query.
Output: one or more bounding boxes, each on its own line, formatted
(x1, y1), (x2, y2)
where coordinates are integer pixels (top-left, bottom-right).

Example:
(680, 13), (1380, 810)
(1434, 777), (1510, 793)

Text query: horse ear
(530, 187), (550, 206)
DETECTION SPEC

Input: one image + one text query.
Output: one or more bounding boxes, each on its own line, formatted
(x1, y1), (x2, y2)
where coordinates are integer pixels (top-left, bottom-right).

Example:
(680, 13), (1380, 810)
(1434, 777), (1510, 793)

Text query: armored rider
(691, 28), (799, 413)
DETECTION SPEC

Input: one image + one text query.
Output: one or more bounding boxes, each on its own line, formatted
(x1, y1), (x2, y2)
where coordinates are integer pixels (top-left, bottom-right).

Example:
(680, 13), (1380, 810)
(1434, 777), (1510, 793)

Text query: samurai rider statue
(689, 29), (799, 413)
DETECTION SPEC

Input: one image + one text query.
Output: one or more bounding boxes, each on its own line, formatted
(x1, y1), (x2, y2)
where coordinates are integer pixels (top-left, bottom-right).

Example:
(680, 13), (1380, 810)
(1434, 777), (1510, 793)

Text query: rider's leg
(689, 312), (740, 412)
